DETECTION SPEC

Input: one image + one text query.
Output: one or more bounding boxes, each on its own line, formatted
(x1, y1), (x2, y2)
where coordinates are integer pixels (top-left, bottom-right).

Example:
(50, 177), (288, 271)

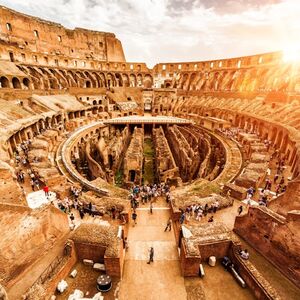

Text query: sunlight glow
(283, 46), (300, 62)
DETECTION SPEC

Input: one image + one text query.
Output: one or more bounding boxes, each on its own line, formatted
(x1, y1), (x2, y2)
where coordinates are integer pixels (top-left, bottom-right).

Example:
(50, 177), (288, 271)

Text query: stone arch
(115, 73), (123, 87)
(84, 71), (97, 88)
(99, 73), (107, 87)
(22, 78), (31, 89)
(143, 74), (153, 88)
(137, 74), (143, 87)
(0, 76), (9, 88)
(122, 74), (130, 87)
(107, 73), (116, 87)
(12, 77), (21, 89)
(129, 74), (137, 87)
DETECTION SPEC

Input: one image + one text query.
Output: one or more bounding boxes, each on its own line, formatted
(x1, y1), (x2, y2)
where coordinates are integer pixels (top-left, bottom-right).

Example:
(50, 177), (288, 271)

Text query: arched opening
(12, 77), (21, 89)
(23, 78), (30, 89)
(86, 81), (91, 88)
(0, 76), (9, 88)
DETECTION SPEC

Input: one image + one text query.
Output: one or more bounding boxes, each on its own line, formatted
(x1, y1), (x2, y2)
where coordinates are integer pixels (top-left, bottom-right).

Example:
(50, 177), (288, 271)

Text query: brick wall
(199, 240), (232, 262)
(73, 241), (106, 263)
(228, 243), (281, 300)
(104, 240), (124, 277)
(180, 241), (201, 276)
(45, 240), (77, 296)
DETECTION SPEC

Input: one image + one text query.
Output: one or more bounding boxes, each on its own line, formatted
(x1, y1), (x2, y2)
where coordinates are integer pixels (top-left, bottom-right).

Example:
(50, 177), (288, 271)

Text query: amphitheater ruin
(0, 4), (299, 300)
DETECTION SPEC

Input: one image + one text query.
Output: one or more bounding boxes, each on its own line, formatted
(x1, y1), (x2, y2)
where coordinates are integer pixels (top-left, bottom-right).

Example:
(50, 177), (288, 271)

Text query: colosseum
(0, 3), (299, 300)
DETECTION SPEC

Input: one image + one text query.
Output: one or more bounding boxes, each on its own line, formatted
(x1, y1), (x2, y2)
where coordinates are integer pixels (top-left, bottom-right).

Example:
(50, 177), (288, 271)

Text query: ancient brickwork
(234, 206), (300, 288)
(153, 126), (180, 184)
(123, 127), (144, 185)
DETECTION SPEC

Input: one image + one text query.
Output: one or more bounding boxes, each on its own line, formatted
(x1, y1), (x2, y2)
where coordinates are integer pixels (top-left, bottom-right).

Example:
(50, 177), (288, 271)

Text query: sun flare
(283, 46), (300, 62)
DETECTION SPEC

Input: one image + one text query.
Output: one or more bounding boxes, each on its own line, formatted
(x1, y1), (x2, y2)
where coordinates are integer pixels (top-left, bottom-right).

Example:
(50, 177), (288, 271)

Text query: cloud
(0, 0), (299, 67)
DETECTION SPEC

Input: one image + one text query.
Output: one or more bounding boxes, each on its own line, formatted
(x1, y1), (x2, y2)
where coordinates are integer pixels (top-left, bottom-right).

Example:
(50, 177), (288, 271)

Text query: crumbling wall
(123, 127), (144, 185)
(234, 206), (300, 288)
(153, 126), (180, 184)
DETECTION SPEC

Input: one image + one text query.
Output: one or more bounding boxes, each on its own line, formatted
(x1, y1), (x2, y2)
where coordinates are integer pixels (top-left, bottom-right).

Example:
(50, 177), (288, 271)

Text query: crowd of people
(128, 183), (171, 225)
(179, 200), (220, 224)
(129, 183), (170, 209)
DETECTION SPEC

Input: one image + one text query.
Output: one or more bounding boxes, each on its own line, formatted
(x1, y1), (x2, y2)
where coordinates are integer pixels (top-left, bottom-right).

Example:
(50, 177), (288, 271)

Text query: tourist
(240, 249), (249, 260)
(79, 208), (84, 219)
(30, 179), (35, 191)
(179, 211), (185, 224)
(132, 210), (137, 225)
(147, 247), (154, 264)
(123, 237), (129, 251)
(246, 187), (254, 198)
(196, 209), (203, 221)
(213, 200), (219, 213)
(69, 213), (75, 224)
(43, 185), (49, 196)
(164, 218), (172, 231)
(208, 216), (214, 222)
(264, 179), (272, 190)
(149, 201), (153, 214)
(238, 205), (243, 215)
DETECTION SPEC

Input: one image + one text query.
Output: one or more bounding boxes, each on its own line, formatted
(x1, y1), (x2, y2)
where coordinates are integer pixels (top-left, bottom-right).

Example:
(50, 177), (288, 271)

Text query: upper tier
(0, 6), (125, 63)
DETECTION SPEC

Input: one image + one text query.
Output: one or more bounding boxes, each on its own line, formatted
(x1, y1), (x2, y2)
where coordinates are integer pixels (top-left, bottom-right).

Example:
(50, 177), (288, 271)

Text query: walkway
(119, 198), (187, 300)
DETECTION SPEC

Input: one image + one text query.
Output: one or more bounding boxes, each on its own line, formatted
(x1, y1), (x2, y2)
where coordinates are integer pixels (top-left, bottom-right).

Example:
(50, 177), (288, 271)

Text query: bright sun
(283, 46), (300, 62)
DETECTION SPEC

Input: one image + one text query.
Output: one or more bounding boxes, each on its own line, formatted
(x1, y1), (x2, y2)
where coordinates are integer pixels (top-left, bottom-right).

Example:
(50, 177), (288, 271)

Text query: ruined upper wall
(0, 6), (125, 63)
(153, 51), (283, 74)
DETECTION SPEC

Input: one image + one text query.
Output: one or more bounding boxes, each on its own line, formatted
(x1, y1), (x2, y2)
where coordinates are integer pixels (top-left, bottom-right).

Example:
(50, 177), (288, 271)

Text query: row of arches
(152, 94), (299, 178)
(1, 65), (154, 90)
(167, 65), (300, 93)
(0, 76), (30, 89)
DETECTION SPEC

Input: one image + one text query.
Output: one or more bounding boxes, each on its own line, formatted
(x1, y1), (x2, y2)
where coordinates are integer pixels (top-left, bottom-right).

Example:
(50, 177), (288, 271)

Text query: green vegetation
(115, 168), (124, 187)
(191, 181), (221, 197)
(143, 138), (155, 185)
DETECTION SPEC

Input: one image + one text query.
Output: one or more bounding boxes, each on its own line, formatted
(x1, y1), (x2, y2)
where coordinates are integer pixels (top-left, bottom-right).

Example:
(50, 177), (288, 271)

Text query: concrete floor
(118, 204), (187, 300)
(118, 198), (257, 300)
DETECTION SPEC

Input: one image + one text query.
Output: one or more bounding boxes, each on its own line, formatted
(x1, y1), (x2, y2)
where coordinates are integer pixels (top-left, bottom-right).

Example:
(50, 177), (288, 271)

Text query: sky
(1, 0), (300, 67)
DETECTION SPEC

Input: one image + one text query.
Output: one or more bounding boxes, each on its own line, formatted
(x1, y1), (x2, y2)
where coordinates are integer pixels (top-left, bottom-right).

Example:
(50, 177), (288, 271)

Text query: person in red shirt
(43, 185), (49, 196)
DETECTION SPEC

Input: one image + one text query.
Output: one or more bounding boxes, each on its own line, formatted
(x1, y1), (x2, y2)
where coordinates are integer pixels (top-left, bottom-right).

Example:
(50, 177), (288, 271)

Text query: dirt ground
(55, 263), (120, 300)
(184, 262), (255, 300)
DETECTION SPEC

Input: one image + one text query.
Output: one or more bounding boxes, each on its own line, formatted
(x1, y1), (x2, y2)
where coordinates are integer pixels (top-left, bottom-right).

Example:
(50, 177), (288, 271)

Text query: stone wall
(228, 243), (282, 300)
(234, 206), (300, 288)
(0, 5), (125, 64)
(123, 126), (144, 185)
(180, 240), (201, 277)
(166, 125), (201, 182)
(105, 240), (125, 277)
(0, 204), (70, 289)
(153, 126), (180, 184)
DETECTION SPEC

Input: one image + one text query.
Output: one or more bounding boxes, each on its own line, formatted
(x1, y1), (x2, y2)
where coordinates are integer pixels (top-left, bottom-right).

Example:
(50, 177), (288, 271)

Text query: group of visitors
(179, 200), (220, 224)
(129, 183), (170, 225)
(129, 183), (170, 208)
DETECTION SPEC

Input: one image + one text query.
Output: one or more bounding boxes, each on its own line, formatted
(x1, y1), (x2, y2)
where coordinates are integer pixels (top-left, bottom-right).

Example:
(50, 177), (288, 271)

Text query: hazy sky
(1, 0), (300, 67)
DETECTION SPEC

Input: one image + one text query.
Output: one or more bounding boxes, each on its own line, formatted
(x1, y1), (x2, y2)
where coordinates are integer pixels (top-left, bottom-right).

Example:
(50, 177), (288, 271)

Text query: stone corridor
(119, 198), (187, 300)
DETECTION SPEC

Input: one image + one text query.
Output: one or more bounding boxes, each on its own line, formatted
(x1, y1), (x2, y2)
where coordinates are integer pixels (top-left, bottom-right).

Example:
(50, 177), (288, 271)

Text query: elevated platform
(103, 115), (193, 125)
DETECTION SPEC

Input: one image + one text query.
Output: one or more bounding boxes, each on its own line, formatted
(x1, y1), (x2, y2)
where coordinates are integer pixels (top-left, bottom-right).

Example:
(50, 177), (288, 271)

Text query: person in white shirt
(240, 249), (249, 260)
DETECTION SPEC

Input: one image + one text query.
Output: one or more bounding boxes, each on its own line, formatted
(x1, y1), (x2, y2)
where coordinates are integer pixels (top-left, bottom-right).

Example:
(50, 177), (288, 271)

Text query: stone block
(93, 263), (106, 271)
(208, 256), (216, 266)
(83, 259), (94, 266)
(70, 269), (77, 278)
